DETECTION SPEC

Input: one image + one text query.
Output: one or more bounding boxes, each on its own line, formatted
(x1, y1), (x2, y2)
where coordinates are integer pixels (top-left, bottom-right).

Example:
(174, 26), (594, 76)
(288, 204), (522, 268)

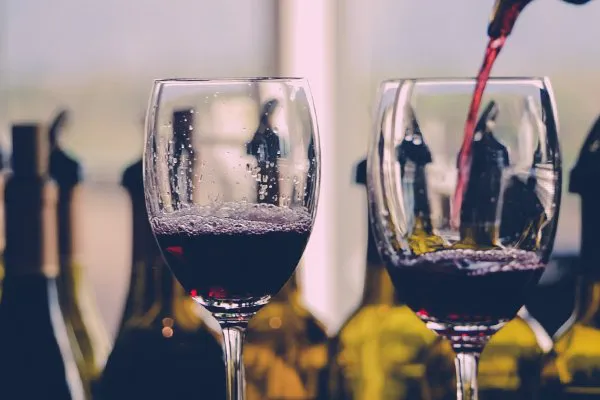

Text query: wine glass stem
(222, 326), (246, 400)
(455, 352), (480, 400)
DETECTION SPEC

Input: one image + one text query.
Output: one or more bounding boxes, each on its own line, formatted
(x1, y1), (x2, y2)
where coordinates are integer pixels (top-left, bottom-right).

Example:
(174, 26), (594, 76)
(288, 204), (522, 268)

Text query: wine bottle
(171, 109), (196, 207)
(246, 98), (284, 205)
(477, 316), (547, 399)
(328, 150), (455, 400)
(500, 98), (552, 251)
(244, 99), (329, 399)
(454, 100), (508, 250)
(399, 106), (445, 255)
(544, 115), (600, 398)
(0, 123), (87, 399)
(117, 158), (157, 330)
(523, 256), (579, 400)
(488, 0), (593, 39)
(244, 271), (329, 400)
(98, 157), (226, 400)
(0, 139), (7, 298)
(49, 110), (111, 393)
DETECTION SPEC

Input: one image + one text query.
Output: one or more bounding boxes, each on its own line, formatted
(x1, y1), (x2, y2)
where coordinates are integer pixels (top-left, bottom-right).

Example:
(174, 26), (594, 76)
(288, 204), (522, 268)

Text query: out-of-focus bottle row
(0, 112), (599, 400)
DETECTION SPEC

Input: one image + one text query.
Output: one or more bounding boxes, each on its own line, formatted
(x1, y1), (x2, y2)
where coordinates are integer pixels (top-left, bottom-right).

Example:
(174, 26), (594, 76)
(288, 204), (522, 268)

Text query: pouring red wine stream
(453, 0), (594, 228)
(452, 0), (530, 228)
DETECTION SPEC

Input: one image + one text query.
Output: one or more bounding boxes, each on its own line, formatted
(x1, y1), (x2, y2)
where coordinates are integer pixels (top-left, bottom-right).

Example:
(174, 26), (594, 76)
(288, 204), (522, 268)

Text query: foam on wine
(402, 248), (543, 273)
(151, 202), (312, 236)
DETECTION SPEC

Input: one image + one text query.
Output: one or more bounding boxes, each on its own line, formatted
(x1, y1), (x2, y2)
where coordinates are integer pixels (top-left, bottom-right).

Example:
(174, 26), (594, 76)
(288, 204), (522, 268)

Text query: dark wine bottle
(488, 0), (534, 39)
(246, 99), (284, 205)
(244, 101), (329, 399)
(171, 109), (196, 206)
(488, 0), (593, 39)
(545, 115), (600, 398)
(117, 159), (157, 330)
(98, 157), (226, 400)
(399, 106), (445, 255)
(0, 138), (7, 298)
(0, 123), (87, 399)
(245, 272), (329, 400)
(455, 100), (509, 249)
(500, 96), (556, 254)
(328, 149), (455, 400)
(49, 110), (111, 393)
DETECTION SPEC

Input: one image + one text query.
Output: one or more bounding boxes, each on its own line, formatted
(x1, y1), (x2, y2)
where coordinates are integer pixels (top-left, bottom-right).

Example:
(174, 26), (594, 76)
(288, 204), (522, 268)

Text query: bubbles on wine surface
(387, 248), (546, 351)
(150, 202), (313, 305)
(397, 248), (544, 275)
(150, 202), (313, 236)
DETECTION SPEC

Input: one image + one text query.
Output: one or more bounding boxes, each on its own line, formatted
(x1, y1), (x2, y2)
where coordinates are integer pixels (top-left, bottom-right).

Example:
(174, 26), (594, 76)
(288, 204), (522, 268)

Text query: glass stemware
(367, 77), (561, 399)
(143, 78), (320, 400)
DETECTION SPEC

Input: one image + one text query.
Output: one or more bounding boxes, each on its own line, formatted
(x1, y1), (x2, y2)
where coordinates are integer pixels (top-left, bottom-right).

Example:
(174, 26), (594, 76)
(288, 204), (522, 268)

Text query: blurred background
(1, 0), (599, 338)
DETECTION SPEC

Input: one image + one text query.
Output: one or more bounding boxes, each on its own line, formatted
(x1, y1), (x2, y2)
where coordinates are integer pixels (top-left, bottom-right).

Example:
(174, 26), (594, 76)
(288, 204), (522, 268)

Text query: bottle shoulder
(555, 322), (600, 357)
(336, 304), (436, 346)
(247, 297), (328, 342)
(485, 317), (542, 351)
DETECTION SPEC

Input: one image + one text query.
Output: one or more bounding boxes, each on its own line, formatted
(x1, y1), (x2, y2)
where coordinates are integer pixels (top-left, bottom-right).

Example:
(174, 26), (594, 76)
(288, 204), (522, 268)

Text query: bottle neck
(120, 159), (162, 325)
(360, 261), (396, 306)
(1, 274), (57, 306)
(121, 169), (200, 330)
(269, 269), (323, 327)
(410, 165), (433, 233)
(488, 0), (533, 38)
(56, 185), (76, 260)
(573, 275), (600, 328)
(573, 197), (600, 327)
(55, 184), (82, 303)
(124, 215), (177, 325)
(273, 273), (298, 302)
(362, 195), (397, 306)
(4, 176), (59, 278)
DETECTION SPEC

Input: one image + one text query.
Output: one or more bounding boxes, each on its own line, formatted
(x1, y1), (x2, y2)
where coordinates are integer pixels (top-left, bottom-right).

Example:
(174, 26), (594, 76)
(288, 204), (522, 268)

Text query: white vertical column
(277, 0), (338, 330)
(328, 0), (375, 332)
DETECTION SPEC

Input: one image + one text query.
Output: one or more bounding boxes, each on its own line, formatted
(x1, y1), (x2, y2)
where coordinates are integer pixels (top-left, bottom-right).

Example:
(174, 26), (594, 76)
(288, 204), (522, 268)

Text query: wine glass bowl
(143, 77), (320, 400)
(368, 77), (561, 353)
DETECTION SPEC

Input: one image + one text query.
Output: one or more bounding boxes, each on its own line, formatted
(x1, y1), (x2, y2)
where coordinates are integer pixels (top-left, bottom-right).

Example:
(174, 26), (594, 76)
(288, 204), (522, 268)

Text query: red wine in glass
(388, 248), (545, 352)
(151, 203), (312, 313)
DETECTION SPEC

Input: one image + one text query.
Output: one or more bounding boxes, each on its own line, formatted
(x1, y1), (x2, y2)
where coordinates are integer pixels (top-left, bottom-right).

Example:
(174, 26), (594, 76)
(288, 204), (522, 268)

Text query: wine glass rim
(381, 76), (548, 84)
(154, 77), (306, 84)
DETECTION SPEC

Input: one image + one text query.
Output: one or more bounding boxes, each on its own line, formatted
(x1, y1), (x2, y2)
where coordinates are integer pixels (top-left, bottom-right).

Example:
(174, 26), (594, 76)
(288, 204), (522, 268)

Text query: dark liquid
(388, 249), (544, 326)
(152, 203), (312, 302)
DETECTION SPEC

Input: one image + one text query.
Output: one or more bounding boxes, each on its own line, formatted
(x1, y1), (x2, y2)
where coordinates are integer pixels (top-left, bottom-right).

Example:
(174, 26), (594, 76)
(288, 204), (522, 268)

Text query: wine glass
(367, 77), (561, 399)
(143, 78), (320, 400)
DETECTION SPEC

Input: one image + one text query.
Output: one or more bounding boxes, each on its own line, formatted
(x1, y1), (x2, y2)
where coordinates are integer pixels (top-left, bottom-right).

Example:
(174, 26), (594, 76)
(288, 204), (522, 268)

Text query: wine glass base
(420, 315), (507, 353)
